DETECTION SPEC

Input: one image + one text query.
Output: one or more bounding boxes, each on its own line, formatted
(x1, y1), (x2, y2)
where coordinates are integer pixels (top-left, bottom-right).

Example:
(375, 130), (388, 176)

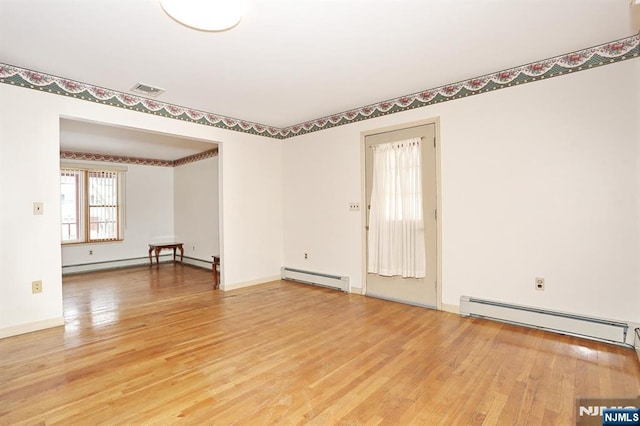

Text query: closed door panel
(365, 123), (437, 308)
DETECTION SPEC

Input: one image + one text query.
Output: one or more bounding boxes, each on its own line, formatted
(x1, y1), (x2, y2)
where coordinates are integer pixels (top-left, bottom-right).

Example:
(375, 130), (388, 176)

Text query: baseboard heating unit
(281, 267), (349, 292)
(460, 296), (628, 345)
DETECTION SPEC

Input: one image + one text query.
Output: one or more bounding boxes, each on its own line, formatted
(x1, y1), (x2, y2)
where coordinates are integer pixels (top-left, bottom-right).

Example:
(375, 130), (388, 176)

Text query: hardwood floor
(1, 265), (638, 425)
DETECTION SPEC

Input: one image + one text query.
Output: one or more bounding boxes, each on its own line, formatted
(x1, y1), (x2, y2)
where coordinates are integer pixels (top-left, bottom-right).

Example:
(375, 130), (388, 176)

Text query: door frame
(359, 117), (443, 310)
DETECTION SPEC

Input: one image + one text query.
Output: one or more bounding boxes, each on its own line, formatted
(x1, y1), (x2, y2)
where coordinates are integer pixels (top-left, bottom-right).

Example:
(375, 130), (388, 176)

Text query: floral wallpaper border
(173, 148), (219, 167)
(60, 148), (218, 167)
(2, 34), (638, 140)
(281, 34), (639, 137)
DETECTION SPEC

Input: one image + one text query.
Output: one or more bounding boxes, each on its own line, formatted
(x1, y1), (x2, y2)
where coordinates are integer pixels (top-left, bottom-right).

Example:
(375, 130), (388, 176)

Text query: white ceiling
(60, 119), (216, 161)
(1, 1), (638, 157)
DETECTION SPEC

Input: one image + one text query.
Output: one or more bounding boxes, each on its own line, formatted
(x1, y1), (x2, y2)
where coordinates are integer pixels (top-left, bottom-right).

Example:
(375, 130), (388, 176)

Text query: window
(60, 165), (126, 243)
(367, 138), (426, 278)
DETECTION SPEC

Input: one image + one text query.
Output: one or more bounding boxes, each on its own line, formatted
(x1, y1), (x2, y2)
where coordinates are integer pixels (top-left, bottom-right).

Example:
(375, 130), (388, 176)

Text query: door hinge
(433, 137), (436, 148)
(435, 209), (437, 220)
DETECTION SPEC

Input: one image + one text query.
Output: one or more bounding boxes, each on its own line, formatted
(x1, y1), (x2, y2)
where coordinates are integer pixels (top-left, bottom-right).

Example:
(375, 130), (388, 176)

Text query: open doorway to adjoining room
(59, 117), (222, 298)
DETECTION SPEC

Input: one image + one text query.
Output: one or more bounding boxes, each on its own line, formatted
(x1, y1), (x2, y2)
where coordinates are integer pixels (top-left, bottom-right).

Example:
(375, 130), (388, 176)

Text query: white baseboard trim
(442, 303), (459, 314)
(350, 286), (363, 295)
(0, 317), (65, 339)
(223, 275), (281, 291)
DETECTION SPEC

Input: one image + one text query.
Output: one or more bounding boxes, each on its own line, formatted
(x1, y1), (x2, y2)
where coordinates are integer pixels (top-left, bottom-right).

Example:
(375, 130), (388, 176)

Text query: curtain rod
(368, 136), (424, 148)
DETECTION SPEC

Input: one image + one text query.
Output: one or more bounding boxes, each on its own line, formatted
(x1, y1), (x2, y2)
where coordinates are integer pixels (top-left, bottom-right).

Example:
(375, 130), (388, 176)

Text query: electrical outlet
(304, 252), (308, 259)
(33, 202), (44, 215)
(32, 280), (42, 294)
(349, 202), (360, 212)
(89, 250), (93, 255)
(535, 277), (545, 291)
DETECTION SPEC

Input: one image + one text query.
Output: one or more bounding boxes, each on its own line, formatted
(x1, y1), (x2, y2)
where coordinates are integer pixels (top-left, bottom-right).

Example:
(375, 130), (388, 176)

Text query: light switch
(33, 202), (44, 215)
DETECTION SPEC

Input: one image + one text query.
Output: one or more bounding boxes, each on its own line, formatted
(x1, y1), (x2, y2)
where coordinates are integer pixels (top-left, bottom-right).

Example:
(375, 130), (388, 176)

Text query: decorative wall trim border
(173, 148), (218, 166)
(280, 34), (639, 138)
(0, 67), (277, 138)
(2, 34), (638, 140)
(60, 148), (218, 167)
(60, 151), (173, 166)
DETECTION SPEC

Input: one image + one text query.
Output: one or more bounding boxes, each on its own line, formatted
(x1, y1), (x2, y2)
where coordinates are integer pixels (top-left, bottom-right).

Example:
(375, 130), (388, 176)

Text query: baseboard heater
(281, 267), (349, 292)
(460, 296), (628, 345)
(62, 255), (172, 275)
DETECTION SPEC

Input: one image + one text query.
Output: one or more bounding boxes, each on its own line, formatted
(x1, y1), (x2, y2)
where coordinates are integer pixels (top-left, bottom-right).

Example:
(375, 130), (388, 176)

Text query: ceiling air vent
(130, 83), (165, 97)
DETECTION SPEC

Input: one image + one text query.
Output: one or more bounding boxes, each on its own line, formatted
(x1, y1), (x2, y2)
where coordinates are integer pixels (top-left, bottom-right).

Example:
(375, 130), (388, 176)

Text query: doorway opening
(59, 117), (222, 285)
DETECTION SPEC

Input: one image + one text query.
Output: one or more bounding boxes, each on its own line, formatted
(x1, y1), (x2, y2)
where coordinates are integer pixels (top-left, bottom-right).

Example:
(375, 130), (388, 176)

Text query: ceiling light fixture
(160, 0), (244, 32)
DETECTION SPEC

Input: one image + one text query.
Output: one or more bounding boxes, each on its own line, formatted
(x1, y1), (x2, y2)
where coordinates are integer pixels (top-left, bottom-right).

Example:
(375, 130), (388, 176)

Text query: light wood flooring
(1, 264), (639, 425)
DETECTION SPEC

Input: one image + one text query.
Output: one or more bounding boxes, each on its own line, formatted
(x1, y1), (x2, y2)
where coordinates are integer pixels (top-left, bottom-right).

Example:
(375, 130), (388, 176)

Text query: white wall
(61, 161), (175, 268)
(283, 59), (640, 324)
(1, 54), (635, 338)
(174, 155), (220, 264)
(0, 86), (64, 334)
(0, 82), (283, 336)
(283, 128), (363, 282)
(219, 138), (283, 289)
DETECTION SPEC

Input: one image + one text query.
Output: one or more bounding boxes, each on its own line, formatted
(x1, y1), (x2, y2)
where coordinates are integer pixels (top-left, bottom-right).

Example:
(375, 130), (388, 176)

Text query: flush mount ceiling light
(160, 0), (244, 32)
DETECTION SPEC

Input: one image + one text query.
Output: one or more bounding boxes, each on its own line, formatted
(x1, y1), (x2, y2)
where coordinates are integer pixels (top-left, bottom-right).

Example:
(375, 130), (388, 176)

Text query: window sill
(62, 239), (124, 246)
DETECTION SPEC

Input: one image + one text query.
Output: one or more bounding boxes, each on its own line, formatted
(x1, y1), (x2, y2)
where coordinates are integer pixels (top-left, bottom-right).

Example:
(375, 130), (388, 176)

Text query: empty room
(1, 0), (639, 424)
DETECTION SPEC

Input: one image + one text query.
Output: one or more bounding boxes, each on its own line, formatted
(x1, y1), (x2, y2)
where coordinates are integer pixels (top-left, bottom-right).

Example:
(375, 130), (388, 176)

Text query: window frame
(60, 163), (126, 245)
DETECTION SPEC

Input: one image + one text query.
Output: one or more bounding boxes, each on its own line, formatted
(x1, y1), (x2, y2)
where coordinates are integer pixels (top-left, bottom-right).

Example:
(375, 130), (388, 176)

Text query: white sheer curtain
(368, 137), (426, 278)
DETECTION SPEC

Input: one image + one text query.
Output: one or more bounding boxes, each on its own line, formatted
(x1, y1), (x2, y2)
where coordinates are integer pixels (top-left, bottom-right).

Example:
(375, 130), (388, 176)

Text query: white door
(365, 123), (437, 308)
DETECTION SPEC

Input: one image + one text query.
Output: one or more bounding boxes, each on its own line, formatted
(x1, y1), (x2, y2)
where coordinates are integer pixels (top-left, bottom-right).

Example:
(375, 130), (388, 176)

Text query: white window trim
(60, 163), (127, 244)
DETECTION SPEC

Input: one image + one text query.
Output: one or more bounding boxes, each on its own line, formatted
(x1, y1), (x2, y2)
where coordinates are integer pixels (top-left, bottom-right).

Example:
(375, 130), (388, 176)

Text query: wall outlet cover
(33, 202), (44, 215)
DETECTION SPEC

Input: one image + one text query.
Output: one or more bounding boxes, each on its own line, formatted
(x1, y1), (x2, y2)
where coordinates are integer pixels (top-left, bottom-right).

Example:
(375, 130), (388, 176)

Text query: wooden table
(212, 255), (220, 289)
(148, 243), (184, 266)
